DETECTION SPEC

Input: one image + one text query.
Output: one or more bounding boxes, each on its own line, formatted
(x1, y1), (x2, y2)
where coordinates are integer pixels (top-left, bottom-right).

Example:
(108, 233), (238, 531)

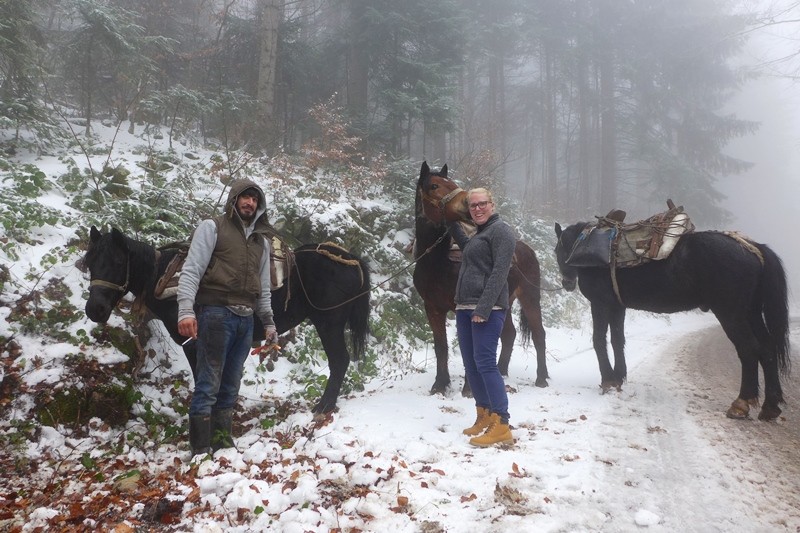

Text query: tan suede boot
(462, 406), (491, 436)
(469, 413), (513, 447)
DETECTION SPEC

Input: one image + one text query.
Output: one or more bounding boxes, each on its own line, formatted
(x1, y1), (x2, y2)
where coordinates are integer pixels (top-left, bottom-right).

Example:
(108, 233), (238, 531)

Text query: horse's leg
(714, 313), (762, 419)
(608, 306), (627, 386)
(310, 319), (350, 414)
(517, 293), (549, 387)
(497, 316), (516, 377)
(590, 303), (618, 391)
(425, 304), (453, 395)
(748, 309), (784, 421)
(183, 343), (198, 380)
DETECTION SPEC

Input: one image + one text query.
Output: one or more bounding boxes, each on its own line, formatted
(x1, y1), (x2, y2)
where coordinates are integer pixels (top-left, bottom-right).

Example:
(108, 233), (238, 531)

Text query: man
(177, 179), (277, 457)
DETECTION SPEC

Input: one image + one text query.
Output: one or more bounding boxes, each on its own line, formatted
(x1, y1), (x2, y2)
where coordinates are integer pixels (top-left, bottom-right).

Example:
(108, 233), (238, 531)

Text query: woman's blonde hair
(467, 187), (493, 204)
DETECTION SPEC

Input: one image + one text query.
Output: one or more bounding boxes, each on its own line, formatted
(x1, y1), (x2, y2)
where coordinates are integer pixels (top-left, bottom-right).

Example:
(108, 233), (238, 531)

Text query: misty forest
(2, 0), (800, 530)
(4, 0), (798, 225)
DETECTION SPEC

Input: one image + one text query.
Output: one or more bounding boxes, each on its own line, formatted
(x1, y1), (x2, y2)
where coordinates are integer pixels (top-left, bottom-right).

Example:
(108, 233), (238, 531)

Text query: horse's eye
(430, 184), (438, 190)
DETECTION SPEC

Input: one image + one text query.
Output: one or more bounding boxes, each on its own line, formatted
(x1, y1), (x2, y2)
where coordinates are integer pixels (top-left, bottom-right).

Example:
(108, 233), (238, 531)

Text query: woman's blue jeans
(456, 309), (510, 422)
(189, 305), (254, 416)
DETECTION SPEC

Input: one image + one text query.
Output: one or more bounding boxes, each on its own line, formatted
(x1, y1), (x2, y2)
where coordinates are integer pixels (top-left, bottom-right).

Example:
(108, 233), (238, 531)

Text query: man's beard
(237, 207), (256, 224)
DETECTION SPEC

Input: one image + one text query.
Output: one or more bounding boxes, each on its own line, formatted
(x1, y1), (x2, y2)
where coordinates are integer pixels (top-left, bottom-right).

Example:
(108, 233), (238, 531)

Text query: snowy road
(627, 317), (800, 531)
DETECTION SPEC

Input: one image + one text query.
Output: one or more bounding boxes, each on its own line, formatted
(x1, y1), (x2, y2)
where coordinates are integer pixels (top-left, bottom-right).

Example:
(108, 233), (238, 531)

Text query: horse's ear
(110, 228), (128, 251)
(441, 163), (448, 177)
(90, 226), (101, 243)
(555, 223), (562, 238)
(420, 161), (429, 177)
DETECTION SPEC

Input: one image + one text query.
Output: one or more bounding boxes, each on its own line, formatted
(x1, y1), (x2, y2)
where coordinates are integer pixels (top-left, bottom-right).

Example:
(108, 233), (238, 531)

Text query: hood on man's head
(227, 179), (266, 206)
(225, 179), (267, 222)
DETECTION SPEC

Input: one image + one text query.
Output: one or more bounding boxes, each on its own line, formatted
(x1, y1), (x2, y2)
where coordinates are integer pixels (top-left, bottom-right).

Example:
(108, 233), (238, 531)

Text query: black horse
(414, 162), (548, 395)
(83, 226), (370, 414)
(554, 221), (790, 420)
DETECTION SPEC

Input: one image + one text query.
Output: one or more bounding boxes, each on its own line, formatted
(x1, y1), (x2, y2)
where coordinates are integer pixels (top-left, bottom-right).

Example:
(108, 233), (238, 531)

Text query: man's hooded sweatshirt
(177, 179), (275, 328)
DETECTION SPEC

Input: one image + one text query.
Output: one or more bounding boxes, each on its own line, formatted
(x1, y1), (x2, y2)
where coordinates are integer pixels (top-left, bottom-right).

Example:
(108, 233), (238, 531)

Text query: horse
(413, 161), (548, 395)
(553, 221), (790, 420)
(82, 226), (371, 414)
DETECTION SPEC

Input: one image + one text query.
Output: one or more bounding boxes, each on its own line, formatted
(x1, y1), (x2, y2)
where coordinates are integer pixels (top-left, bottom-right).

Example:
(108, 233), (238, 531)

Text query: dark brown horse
(413, 162), (548, 395)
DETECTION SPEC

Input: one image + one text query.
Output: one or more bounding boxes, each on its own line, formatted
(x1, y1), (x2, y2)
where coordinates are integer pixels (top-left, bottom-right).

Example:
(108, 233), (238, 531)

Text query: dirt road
(671, 318), (800, 528)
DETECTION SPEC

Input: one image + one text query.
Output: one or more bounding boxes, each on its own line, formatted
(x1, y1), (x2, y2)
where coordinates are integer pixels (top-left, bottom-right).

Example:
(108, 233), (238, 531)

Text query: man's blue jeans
(189, 305), (254, 416)
(456, 309), (510, 422)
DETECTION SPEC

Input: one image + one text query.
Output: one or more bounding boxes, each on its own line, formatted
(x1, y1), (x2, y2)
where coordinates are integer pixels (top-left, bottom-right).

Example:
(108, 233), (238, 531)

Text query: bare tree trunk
(84, 36), (93, 138)
(256, 0), (282, 153)
(599, 52), (616, 211)
(543, 44), (557, 205)
(577, 52), (590, 215)
(346, 1), (368, 120)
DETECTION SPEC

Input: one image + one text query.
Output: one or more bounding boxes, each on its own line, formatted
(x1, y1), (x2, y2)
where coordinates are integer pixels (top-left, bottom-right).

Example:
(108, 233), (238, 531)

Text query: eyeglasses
(468, 200), (491, 211)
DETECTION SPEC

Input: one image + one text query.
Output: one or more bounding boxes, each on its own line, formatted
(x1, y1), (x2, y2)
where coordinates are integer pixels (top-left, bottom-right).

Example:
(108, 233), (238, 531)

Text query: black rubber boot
(210, 408), (235, 452)
(189, 414), (212, 457)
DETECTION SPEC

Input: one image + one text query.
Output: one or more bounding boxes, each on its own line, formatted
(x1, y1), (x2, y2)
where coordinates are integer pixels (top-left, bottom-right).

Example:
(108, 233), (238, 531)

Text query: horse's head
(82, 226), (131, 323)
(554, 222), (584, 292)
(417, 161), (470, 224)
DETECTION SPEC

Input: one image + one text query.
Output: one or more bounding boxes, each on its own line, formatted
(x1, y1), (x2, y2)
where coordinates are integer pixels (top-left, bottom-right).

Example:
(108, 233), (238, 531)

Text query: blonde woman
(448, 188), (515, 447)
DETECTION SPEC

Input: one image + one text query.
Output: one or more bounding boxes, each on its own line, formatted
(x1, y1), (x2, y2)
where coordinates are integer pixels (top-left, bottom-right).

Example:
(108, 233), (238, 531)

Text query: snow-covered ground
(15, 309), (800, 532)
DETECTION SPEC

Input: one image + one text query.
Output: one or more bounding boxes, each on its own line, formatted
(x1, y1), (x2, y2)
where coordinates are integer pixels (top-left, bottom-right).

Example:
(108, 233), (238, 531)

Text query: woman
(449, 187), (515, 447)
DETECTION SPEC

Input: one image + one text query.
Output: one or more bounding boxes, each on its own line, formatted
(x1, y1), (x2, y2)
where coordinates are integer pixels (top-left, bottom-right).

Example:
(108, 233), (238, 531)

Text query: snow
(19, 310), (799, 532)
(3, 123), (799, 531)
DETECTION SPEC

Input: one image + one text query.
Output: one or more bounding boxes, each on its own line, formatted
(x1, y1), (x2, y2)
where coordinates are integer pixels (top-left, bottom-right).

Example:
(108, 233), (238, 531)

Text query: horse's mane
(81, 230), (163, 293)
(125, 236), (160, 284)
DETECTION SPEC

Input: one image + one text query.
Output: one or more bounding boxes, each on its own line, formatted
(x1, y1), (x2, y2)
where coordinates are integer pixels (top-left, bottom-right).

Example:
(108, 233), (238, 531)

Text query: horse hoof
(726, 398), (751, 419)
(600, 382), (622, 394)
(725, 408), (748, 419)
(758, 405), (781, 421)
(430, 383), (449, 395)
(312, 400), (337, 414)
(535, 378), (549, 388)
(311, 411), (335, 427)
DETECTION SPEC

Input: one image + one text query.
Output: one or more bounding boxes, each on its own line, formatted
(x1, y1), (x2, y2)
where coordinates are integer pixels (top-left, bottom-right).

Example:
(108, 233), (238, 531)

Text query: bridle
(419, 181), (465, 222)
(555, 233), (578, 288)
(89, 252), (131, 294)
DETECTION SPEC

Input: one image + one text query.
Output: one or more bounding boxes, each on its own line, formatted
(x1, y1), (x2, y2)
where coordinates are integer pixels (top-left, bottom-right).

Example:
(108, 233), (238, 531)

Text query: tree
(54, 0), (165, 137)
(256, 0), (282, 152)
(0, 0), (51, 145)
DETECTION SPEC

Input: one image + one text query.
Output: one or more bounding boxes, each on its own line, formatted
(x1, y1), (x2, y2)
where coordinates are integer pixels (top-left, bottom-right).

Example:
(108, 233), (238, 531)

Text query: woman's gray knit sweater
(448, 213), (516, 319)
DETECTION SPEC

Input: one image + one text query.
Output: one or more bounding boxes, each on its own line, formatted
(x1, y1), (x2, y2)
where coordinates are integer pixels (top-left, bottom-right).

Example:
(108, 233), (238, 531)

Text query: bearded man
(177, 179), (277, 457)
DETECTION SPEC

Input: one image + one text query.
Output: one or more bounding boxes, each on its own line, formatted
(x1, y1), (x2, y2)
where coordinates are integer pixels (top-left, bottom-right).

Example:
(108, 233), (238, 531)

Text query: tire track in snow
(626, 320), (800, 531)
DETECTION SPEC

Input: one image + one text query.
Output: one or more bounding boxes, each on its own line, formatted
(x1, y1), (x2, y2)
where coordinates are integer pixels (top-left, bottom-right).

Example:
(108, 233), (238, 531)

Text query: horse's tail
(759, 244), (791, 377)
(348, 258), (371, 361)
(513, 241), (541, 348)
(518, 307), (532, 347)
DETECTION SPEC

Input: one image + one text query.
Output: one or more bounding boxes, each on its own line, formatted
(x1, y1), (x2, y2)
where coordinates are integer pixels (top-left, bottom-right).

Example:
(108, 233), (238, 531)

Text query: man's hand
(265, 325), (277, 344)
(178, 317), (198, 339)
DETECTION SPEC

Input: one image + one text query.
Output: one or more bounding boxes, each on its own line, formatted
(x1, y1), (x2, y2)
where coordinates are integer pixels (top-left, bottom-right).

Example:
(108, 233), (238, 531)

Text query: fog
(721, 10), (800, 305)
